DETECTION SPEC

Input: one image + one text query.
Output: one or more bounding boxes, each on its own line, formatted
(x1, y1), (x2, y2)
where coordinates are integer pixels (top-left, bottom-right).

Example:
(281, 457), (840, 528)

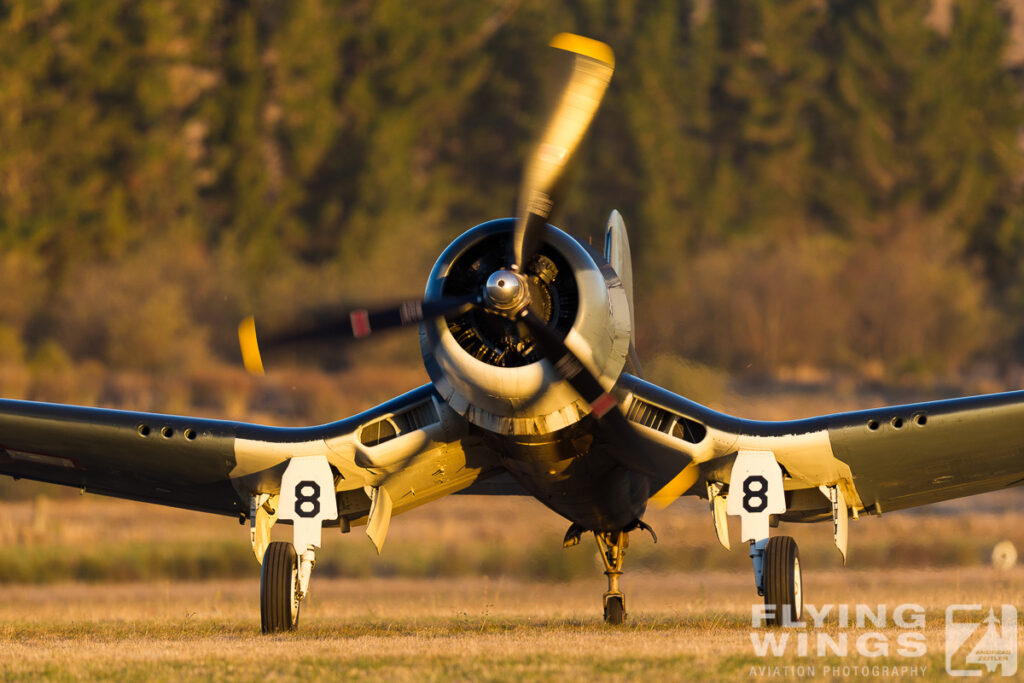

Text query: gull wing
(617, 374), (1024, 518)
(0, 384), (507, 522)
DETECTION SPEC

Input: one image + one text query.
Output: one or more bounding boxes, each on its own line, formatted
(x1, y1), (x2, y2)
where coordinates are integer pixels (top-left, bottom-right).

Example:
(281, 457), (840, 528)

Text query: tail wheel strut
(595, 531), (628, 625)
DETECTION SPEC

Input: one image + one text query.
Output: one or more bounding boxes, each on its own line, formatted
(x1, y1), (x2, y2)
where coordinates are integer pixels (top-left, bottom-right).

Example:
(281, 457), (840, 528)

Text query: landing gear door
(278, 456), (338, 555)
(726, 450), (785, 542)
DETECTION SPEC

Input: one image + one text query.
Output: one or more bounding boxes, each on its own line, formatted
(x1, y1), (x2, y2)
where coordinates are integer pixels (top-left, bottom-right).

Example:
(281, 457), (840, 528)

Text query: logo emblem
(946, 604), (1017, 676)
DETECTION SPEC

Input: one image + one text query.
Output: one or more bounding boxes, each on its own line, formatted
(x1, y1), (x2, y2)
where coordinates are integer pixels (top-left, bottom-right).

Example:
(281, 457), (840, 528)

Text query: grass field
(1, 490), (1024, 680)
(1, 569), (1021, 680)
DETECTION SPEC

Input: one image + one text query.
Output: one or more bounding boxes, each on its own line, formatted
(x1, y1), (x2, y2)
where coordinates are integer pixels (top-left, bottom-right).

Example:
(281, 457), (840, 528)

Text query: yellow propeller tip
(649, 463), (700, 510)
(549, 33), (615, 67)
(238, 316), (265, 376)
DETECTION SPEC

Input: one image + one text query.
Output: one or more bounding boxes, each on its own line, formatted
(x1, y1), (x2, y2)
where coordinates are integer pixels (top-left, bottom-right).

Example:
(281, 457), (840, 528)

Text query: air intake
(626, 398), (707, 444)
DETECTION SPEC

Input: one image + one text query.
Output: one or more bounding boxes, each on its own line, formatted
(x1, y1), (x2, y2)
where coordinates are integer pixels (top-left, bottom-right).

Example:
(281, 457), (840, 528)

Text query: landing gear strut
(254, 455), (336, 634)
(594, 531), (628, 625)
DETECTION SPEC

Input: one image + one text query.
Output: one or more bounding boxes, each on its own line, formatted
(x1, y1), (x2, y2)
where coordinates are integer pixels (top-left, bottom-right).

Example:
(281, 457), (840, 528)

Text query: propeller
(240, 33), (615, 373)
(511, 33), (615, 271)
(236, 35), (677, 481)
(238, 294), (478, 376)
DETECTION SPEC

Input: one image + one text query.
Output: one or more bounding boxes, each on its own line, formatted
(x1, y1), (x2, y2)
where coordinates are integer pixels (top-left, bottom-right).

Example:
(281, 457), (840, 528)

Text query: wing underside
(0, 399), (242, 515)
(0, 384), (514, 523)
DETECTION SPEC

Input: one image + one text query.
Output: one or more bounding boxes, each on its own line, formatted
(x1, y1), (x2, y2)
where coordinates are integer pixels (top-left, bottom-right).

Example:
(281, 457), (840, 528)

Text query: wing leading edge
(0, 384), (510, 524)
(618, 374), (1024, 518)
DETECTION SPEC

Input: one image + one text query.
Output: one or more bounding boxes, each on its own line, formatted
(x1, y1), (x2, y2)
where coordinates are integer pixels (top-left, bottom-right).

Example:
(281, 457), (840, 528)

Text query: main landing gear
(260, 541), (317, 633)
(261, 541), (299, 632)
(751, 535), (802, 626)
(251, 456), (337, 634)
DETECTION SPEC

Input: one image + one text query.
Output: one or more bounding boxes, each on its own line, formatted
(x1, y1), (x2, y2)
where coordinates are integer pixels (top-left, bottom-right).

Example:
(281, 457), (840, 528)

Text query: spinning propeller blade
(648, 462), (700, 510)
(517, 307), (663, 476)
(511, 33), (614, 269)
(238, 316), (265, 376)
(238, 295), (477, 375)
(517, 307), (619, 421)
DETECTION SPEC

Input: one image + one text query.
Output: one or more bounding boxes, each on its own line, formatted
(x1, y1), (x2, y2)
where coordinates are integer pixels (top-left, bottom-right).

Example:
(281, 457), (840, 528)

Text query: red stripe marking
(350, 310), (371, 338)
(590, 393), (617, 418)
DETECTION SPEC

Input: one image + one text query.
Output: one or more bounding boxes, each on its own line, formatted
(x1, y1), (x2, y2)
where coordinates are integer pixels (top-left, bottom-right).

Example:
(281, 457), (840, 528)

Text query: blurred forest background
(2, 0), (1024, 429)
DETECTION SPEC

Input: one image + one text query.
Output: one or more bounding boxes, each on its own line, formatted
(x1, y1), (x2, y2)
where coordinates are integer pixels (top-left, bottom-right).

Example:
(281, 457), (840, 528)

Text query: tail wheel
(604, 595), (625, 625)
(763, 536), (802, 627)
(261, 541), (300, 633)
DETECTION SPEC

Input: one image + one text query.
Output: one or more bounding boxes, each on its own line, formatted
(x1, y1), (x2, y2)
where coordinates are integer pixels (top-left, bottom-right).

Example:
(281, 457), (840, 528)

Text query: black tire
(604, 595), (625, 625)
(261, 541), (299, 634)
(763, 536), (802, 627)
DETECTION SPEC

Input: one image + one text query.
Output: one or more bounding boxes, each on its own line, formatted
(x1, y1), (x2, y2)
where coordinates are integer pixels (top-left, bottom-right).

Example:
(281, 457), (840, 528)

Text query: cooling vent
(627, 399), (672, 432)
(626, 398), (707, 444)
(394, 400), (440, 432)
(359, 400), (440, 447)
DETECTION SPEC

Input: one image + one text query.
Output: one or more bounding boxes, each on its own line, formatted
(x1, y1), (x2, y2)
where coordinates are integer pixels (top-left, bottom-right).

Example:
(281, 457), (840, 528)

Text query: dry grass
(1, 569), (1021, 680)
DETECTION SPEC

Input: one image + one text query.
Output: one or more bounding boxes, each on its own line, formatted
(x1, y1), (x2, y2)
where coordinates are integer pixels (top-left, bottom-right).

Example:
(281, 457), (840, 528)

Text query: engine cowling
(421, 218), (631, 436)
